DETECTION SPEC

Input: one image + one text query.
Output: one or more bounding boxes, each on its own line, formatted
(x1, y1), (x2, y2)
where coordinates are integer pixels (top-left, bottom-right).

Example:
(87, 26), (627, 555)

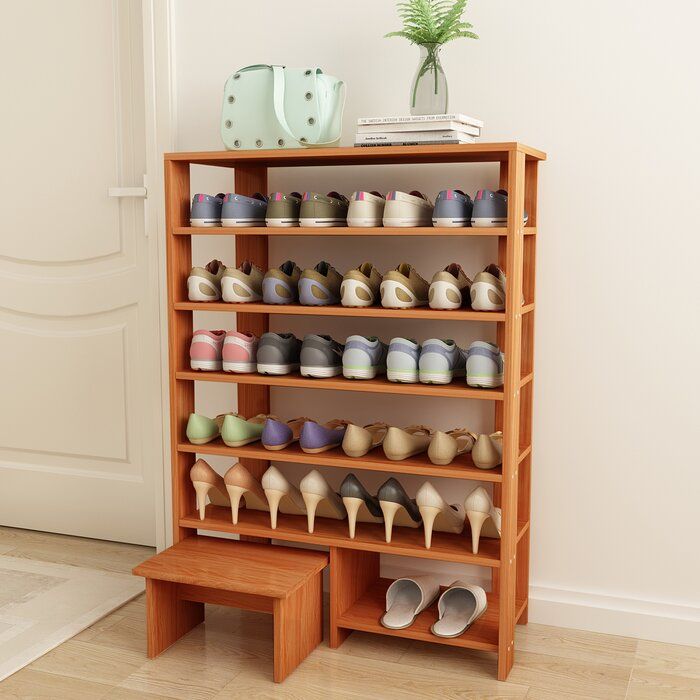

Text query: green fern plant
(385, 0), (478, 47)
(386, 0), (478, 109)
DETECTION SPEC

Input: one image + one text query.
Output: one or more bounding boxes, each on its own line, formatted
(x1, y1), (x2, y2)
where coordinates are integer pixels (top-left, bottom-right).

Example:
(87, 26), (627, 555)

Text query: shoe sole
(387, 369), (418, 383)
(190, 219), (220, 227)
(382, 217), (431, 227)
(300, 365), (343, 378)
(432, 217), (469, 227)
(266, 218), (299, 227)
(190, 360), (222, 371)
(471, 215), (528, 227)
(429, 280), (464, 310)
(347, 217), (383, 227)
(222, 361), (256, 373)
(299, 218), (347, 227)
(257, 363), (299, 375)
(221, 218), (265, 227)
(466, 374), (504, 388)
(343, 366), (380, 379)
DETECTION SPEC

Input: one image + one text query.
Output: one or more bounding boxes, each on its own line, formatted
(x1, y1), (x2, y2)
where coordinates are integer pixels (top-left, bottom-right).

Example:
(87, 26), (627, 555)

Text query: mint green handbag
(221, 64), (345, 150)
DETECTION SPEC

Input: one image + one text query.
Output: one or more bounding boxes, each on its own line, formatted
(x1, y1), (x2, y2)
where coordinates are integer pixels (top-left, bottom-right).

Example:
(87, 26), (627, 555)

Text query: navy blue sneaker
(190, 193), (225, 227)
(432, 189), (473, 227)
(221, 192), (268, 227)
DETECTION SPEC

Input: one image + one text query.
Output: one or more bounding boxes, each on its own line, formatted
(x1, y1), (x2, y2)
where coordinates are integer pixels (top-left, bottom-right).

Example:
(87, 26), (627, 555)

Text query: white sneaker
(347, 191), (385, 227)
(382, 191), (433, 227)
(470, 264), (506, 311)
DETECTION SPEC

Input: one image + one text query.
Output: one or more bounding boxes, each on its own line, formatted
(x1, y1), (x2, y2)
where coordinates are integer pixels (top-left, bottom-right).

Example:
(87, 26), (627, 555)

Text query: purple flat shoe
(299, 419), (349, 454)
(261, 417), (308, 450)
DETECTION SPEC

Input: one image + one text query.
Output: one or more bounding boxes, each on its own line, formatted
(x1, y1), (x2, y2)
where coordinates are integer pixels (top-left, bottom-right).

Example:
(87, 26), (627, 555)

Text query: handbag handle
(271, 65), (345, 147)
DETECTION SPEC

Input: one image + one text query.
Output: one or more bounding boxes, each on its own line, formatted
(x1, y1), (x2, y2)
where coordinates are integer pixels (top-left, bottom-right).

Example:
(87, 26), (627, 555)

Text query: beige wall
(172, 0), (700, 644)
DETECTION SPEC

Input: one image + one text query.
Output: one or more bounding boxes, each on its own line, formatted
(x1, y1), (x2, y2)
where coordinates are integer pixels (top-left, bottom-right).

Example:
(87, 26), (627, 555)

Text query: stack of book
(354, 113), (483, 147)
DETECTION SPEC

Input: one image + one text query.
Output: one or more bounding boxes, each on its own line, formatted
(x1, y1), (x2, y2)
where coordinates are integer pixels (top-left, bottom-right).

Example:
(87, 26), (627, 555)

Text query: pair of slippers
(380, 575), (487, 638)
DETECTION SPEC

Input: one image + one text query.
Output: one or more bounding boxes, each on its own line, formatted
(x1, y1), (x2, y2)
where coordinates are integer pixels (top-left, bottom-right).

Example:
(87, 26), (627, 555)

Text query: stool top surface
(133, 535), (328, 598)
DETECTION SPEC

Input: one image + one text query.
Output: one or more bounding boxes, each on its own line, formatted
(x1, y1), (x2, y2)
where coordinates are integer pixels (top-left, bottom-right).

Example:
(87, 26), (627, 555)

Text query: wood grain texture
(174, 225), (537, 237)
(179, 505), (511, 567)
(165, 159), (195, 544)
(498, 149), (527, 681)
(273, 570), (323, 682)
(175, 301), (507, 321)
(329, 547), (379, 649)
(176, 370), (504, 400)
(144, 578), (203, 659)
(176, 439), (505, 482)
(335, 578), (508, 653)
(133, 536), (327, 598)
(165, 142), (547, 166)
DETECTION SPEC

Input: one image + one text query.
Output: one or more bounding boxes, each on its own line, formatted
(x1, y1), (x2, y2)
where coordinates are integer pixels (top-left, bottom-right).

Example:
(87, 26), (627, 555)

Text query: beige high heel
(471, 432), (503, 469)
(464, 486), (502, 554)
(299, 469), (346, 533)
(427, 429), (477, 466)
(260, 465), (306, 529)
(223, 462), (269, 524)
(189, 459), (230, 520)
(415, 481), (465, 549)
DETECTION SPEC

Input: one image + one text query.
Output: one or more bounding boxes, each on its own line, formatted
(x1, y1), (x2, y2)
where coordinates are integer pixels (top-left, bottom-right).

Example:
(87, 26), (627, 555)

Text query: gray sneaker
(419, 339), (466, 385)
(298, 261), (343, 306)
(300, 334), (344, 378)
(221, 193), (268, 227)
(342, 335), (388, 379)
(432, 189), (473, 227)
(471, 189), (528, 228)
(190, 193), (224, 227)
(256, 333), (301, 375)
(262, 260), (302, 305)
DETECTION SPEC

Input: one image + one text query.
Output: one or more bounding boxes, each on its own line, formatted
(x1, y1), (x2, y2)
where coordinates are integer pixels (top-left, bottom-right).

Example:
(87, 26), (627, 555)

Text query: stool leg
(145, 579), (204, 658)
(272, 570), (323, 683)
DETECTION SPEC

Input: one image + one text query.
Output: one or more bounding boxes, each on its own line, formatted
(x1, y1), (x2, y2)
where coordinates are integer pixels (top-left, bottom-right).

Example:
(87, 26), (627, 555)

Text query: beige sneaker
(341, 262), (383, 307)
(380, 263), (429, 308)
(429, 263), (473, 310)
(382, 190), (433, 227)
(221, 260), (263, 303)
(187, 259), (226, 301)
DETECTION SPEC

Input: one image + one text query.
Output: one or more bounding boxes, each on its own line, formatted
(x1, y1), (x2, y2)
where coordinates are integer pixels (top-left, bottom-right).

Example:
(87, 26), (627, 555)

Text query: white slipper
(430, 581), (487, 638)
(381, 575), (440, 630)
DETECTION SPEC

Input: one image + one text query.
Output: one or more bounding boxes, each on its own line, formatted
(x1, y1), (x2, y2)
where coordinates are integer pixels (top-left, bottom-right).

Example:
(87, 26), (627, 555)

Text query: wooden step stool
(133, 535), (328, 682)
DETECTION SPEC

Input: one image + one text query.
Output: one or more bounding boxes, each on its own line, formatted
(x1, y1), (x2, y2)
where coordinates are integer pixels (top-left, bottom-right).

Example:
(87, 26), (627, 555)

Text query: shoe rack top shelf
(173, 226), (536, 237)
(165, 142), (546, 167)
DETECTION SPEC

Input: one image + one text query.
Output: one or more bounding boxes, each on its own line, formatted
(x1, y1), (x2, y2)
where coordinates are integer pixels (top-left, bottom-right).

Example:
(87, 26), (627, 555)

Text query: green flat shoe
(221, 413), (272, 447)
(186, 413), (221, 445)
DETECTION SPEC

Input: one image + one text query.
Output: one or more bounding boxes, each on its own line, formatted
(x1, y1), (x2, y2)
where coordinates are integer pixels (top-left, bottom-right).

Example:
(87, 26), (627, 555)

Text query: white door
(0, 0), (163, 545)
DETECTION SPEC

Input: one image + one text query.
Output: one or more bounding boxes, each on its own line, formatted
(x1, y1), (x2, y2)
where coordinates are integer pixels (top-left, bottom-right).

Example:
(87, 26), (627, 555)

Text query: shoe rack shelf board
(164, 142), (545, 681)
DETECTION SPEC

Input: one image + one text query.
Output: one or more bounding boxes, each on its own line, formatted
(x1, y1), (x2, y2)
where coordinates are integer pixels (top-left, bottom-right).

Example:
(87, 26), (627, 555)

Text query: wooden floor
(0, 527), (697, 699)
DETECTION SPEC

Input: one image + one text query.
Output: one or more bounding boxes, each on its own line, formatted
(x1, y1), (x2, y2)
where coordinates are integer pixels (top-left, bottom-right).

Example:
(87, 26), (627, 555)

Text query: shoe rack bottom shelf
(336, 578), (503, 652)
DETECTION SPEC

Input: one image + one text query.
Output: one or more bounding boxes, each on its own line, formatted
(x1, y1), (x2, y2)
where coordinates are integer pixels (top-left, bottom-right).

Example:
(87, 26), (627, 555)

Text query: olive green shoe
(299, 191), (349, 227)
(266, 192), (302, 227)
(220, 413), (272, 447)
(298, 261), (343, 306)
(186, 413), (221, 445)
(380, 263), (430, 308)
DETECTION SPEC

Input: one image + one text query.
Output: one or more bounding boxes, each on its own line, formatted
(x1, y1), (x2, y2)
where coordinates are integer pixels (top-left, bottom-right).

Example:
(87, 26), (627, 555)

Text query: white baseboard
(529, 585), (700, 646)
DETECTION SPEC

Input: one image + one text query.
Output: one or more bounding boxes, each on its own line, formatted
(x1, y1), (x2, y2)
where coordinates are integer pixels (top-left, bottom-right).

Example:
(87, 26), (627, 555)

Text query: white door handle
(108, 186), (147, 198)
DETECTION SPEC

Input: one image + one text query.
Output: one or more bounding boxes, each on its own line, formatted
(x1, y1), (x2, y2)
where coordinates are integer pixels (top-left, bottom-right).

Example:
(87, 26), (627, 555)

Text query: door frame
(142, 0), (176, 551)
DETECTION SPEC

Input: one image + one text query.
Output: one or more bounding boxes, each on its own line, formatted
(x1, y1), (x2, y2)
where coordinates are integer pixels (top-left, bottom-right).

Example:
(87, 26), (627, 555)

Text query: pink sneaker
(190, 330), (225, 371)
(222, 331), (258, 373)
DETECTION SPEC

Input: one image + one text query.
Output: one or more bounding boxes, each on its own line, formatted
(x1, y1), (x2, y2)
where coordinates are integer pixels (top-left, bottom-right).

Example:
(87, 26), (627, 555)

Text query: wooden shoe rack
(164, 143), (545, 680)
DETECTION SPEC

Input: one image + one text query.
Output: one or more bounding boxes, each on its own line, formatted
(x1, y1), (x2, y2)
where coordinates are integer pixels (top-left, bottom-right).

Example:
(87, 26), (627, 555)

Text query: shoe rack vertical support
(165, 159), (195, 545)
(232, 165), (270, 482)
(497, 149), (526, 681)
(516, 159), (538, 625)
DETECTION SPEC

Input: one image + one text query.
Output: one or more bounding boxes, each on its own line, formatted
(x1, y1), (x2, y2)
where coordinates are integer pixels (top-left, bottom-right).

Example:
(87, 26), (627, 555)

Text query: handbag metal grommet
(255, 139), (263, 147)
(277, 139), (285, 146)
(227, 95), (235, 103)
(304, 69), (312, 76)
(300, 137), (308, 143)
(233, 139), (241, 148)
(233, 73), (240, 79)
(305, 92), (313, 100)
(307, 117), (315, 125)
(224, 120), (232, 128)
